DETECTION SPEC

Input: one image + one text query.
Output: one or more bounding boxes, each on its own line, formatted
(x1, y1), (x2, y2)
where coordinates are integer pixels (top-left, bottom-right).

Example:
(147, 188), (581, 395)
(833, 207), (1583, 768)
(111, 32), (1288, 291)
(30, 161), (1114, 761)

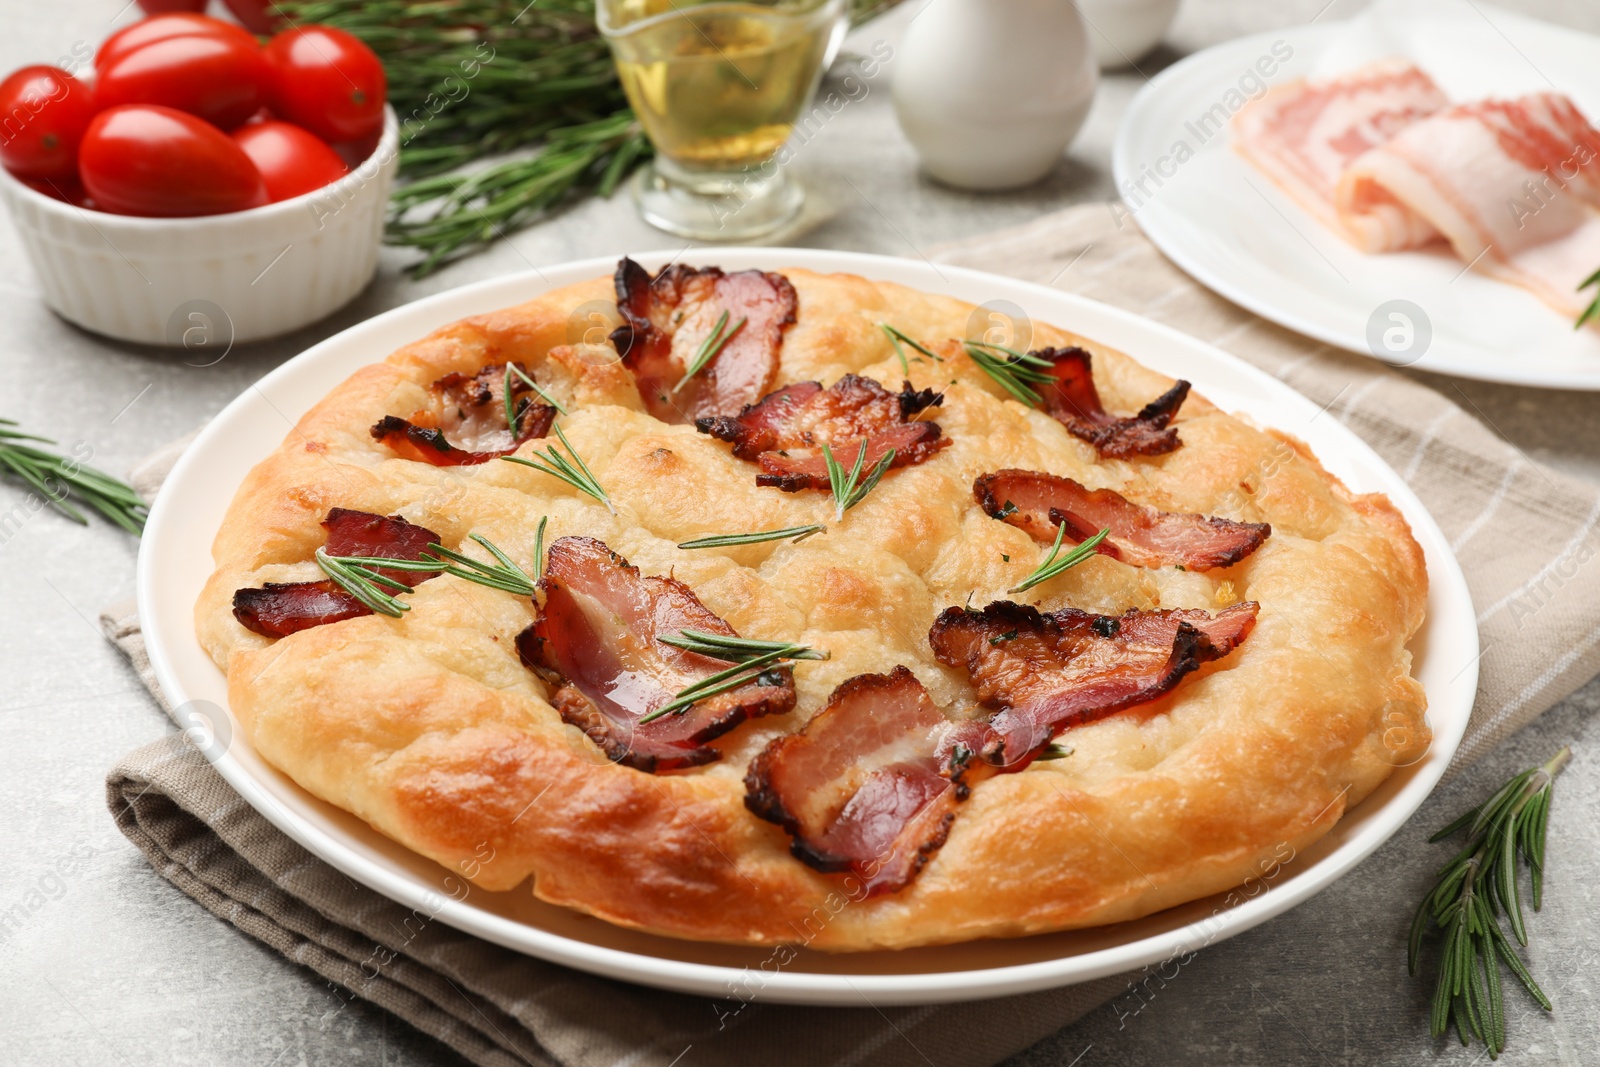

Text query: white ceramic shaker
(891, 0), (1098, 190)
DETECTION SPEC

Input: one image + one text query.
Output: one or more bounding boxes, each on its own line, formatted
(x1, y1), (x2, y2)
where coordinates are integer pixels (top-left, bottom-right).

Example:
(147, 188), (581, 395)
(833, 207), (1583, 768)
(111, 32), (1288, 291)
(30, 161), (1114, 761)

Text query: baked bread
(195, 261), (1429, 951)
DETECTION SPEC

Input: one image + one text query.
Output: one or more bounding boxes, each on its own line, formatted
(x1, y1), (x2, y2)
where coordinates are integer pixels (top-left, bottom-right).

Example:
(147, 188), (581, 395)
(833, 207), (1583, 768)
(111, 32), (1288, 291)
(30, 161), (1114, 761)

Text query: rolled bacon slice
(611, 257), (798, 424)
(371, 361), (556, 466)
(1035, 347), (1189, 459)
(745, 667), (991, 896)
(516, 536), (795, 772)
(975, 469), (1270, 571)
(929, 600), (1259, 765)
(232, 509), (440, 638)
(697, 374), (949, 491)
(1233, 60), (1449, 252)
(1336, 93), (1600, 317)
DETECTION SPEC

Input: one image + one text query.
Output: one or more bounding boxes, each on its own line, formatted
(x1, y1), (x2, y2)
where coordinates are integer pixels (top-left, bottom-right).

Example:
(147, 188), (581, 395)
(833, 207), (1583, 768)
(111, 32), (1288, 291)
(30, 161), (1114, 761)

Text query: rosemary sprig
(823, 440), (897, 521)
(329, 532), (539, 597)
(315, 547), (413, 617)
(0, 419), (147, 534)
(963, 341), (1056, 407)
(1007, 524), (1110, 594)
(501, 423), (614, 513)
(878, 323), (943, 374)
(674, 311), (746, 394)
(638, 636), (823, 724)
(677, 525), (825, 550)
(505, 364), (569, 434)
(1576, 267), (1600, 330)
(657, 629), (828, 664)
(533, 515), (548, 580)
(1409, 746), (1570, 1058)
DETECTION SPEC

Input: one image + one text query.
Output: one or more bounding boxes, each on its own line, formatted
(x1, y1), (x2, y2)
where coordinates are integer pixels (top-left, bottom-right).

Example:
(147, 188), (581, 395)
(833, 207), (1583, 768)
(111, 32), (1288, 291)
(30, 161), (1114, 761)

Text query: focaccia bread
(195, 262), (1429, 951)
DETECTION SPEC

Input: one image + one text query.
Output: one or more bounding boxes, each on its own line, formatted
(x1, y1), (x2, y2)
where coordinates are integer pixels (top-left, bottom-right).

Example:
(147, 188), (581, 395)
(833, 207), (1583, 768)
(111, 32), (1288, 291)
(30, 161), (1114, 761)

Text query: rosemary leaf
(823, 440), (897, 521)
(963, 341), (1056, 407)
(638, 648), (793, 724)
(673, 311), (745, 394)
(1008, 525), (1110, 594)
(0, 418), (148, 534)
(501, 423), (614, 513)
(657, 628), (827, 663)
(878, 323), (943, 373)
(1576, 267), (1600, 330)
(315, 547), (412, 617)
(506, 364), (569, 429)
(330, 533), (537, 598)
(533, 515), (548, 580)
(677, 524), (825, 550)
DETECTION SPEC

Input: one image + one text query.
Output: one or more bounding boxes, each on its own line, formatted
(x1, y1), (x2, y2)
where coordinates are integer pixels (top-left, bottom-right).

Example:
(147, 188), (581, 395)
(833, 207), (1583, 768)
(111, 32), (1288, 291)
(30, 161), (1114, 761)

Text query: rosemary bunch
(1409, 746), (1571, 1058)
(0, 419), (147, 534)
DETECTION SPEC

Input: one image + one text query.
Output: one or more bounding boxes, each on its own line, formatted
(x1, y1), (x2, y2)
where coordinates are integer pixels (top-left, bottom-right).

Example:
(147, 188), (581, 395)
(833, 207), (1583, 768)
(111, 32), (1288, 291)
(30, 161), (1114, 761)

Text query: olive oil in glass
(599, 0), (846, 238)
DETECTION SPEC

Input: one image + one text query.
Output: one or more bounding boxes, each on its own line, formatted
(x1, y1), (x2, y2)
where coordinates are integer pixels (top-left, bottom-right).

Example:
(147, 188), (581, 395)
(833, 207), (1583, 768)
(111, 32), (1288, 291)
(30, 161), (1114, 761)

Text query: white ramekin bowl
(0, 106), (398, 347)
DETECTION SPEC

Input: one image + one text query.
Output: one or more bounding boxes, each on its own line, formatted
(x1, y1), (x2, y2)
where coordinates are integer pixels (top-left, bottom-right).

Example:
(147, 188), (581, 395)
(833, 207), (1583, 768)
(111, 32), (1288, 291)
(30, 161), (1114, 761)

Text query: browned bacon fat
(697, 374), (949, 491)
(516, 536), (795, 772)
(371, 362), (556, 466)
(975, 470), (1270, 571)
(1036, 346), (1190, 458)
(611, 257), (797, 424)
(745, 667), (990, 896)
(232, 509), (440, 638)
(929, 600), (1258, 765)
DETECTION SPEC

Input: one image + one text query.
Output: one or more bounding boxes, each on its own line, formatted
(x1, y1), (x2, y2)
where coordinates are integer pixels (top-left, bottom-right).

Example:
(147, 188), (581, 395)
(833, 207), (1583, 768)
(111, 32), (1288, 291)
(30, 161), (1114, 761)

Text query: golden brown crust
(195, 267), (1430, 950)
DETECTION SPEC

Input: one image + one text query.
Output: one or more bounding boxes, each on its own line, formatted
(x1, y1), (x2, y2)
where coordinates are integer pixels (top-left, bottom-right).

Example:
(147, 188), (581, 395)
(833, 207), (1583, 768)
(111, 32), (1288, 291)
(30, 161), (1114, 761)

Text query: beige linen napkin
(102, 202), (1600, 1067)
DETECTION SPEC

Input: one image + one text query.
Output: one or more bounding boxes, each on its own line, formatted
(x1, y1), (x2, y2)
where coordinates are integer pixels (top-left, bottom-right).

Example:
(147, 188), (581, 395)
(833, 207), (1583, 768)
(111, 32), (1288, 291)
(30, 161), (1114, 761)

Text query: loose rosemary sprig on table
(879, 323), (943, 374)
(501, 423), (613, 513)
(1007, 524), (1110, 594)
(674, 311), (746, 394)
(963, 341), (1056, 407)
(823, 440), (897, 521)
(1409, 746), (1570, 1059)
(640, 632), (827, 724)
(677, 525), (825, 550)
(0, 419), (147, 534)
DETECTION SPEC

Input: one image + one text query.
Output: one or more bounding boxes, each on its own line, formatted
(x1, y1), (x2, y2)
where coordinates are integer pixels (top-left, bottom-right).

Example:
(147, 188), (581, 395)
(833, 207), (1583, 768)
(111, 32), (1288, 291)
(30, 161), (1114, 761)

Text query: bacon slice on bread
(1035, 347), (1189, 458)
(371, 361), (556, 466)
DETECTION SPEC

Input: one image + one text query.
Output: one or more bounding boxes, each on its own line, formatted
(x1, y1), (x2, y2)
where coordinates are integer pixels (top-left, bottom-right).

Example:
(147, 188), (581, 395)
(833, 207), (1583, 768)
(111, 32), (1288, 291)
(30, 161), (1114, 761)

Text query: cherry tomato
(96, 13), (257, 71)
(22, 177), (93, 206)
(232, 119), (348, 201)
(329, 128), (381, 169)
(220, 0), (283, 35)
(78, 105), (268, 216)
(0, 67), (97, 181)
(135, 0), (209, 14)
(263, 26), (386, 143)
(96, 33), (267, 131)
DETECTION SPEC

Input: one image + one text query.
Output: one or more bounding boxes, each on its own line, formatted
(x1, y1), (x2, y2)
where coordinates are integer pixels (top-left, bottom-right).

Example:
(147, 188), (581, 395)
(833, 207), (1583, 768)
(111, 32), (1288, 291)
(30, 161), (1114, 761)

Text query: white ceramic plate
(1113, 4), (1600, 390)
(138, 249), (1476, 1006)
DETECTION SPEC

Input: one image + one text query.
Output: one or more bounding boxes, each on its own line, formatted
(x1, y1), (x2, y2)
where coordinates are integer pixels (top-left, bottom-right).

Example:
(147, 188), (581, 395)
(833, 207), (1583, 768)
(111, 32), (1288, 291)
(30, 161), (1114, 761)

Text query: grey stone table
(2, 0), (1597, 1064)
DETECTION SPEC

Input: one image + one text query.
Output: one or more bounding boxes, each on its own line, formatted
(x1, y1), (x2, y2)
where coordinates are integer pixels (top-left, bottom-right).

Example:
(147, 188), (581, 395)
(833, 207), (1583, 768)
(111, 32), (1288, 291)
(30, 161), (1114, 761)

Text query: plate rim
(137, 247), (1476, 1005)
(1112, 20), (1600, 392)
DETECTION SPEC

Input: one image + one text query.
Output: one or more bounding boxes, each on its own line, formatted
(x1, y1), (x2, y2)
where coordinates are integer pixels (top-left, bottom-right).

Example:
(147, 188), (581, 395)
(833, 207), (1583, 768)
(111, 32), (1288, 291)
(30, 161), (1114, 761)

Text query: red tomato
(232, 120), (348, 201)
(263, 26), (386, 143)
(23, 177), (93, 206)
(96, 13), (257, 71)
(329, 128), (381, 169)
(0, 67), (97, 181)
(135, 0), (209, 14)
(78, 105), (268, 216)
(95, 33), (267, 130)
(220, 0), (283, 35)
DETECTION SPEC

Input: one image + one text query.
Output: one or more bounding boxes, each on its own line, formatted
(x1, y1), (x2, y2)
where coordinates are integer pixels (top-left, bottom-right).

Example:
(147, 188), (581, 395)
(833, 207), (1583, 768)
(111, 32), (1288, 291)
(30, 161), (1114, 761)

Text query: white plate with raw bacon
(1114, 0), (1600, 390)
(139, 247), (1476, 1005)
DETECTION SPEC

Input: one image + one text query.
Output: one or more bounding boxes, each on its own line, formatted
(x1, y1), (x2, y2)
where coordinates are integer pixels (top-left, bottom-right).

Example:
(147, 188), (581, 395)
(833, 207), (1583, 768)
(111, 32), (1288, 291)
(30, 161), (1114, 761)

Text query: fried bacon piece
(697, 375), (949, 491)
(371, 361), (556, 466)
(975, 470), (1271, 571)
(515, 536), (795, 772)
(745, 667), (992, 896)
(1035, 346), (1190, 458)
(232, 509), (440, 638)
(929, 600), (1259, 765)
(611, 257), (798, 424)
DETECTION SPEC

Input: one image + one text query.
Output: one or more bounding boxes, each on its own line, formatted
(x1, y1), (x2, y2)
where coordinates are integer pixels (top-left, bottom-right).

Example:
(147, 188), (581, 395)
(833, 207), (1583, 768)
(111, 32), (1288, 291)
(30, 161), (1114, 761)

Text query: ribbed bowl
(0, 106), (398, 347)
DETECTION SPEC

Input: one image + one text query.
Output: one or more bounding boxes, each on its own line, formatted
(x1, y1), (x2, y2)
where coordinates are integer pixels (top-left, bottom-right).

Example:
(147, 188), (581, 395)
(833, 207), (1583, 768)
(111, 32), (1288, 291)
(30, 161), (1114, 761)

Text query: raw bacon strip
(611, 257), (797, 424)
(371, 362), (556, 466)
(516, 536), (795, 772)
(1037, 347), (1189, 458)
(745, 667), (990, 896)
(929, 601), (1258, 765)
(697, 375), (949, 492)
(1234, 60), (1448, 251)
(975, 469), (1270, 571)
(232, 509), (441, 637)
(1337, 93), (1600, 317)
